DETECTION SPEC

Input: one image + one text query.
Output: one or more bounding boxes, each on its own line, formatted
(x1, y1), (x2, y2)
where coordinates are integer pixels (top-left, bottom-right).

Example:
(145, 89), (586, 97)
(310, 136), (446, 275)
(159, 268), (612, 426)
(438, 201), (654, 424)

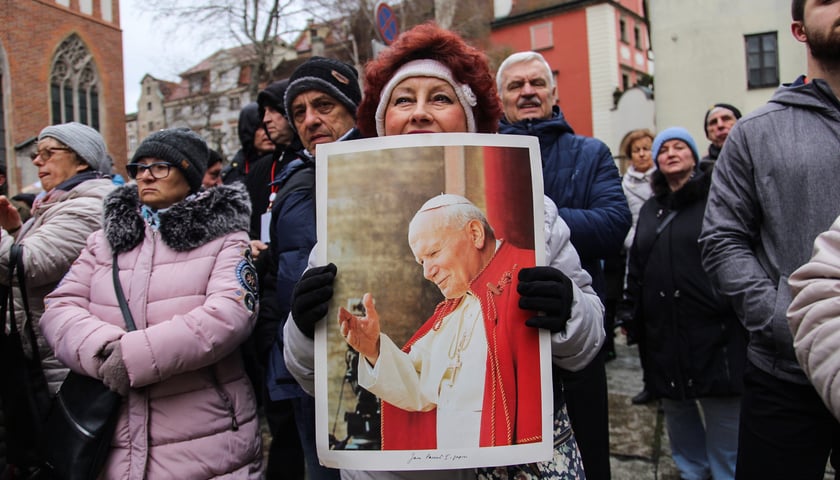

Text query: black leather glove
(291, 263), (337, 338)
(517, 266), (574, 333)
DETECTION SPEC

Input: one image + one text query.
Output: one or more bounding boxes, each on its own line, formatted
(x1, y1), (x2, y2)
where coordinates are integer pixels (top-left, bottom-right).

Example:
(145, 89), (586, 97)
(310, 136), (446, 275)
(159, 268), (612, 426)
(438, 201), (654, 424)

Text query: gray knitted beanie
(38, 122), (108, 172)
(131, 128), (208, 193)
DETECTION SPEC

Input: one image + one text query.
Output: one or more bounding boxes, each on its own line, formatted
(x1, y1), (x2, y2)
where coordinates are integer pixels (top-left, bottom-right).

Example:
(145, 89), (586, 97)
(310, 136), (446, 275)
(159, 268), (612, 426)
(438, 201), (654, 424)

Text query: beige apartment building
(648, 0), (806, 145)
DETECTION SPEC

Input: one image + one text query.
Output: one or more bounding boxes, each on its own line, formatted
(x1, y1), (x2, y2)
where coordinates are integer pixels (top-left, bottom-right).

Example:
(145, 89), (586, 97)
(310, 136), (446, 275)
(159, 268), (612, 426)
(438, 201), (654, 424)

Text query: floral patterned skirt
(475, 402), (585, 480)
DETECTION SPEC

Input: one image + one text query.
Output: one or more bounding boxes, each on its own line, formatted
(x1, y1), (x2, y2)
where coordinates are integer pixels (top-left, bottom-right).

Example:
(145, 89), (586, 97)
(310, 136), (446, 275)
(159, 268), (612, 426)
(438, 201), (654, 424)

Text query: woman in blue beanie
(623, 127), (746, 480)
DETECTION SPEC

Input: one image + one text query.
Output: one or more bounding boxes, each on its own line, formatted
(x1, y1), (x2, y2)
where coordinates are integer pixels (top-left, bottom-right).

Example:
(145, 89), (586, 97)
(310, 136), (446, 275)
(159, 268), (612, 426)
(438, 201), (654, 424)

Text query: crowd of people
(1, 0), (839, 479)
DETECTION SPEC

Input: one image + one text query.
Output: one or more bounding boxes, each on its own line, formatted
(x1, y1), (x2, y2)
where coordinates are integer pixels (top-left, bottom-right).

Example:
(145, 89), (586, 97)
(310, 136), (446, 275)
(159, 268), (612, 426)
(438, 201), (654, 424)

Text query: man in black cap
(283, 56), (362, 156)
(264, 57), (362, 480)
(700, 103), (741, 171)
(259, 79), (294, 154)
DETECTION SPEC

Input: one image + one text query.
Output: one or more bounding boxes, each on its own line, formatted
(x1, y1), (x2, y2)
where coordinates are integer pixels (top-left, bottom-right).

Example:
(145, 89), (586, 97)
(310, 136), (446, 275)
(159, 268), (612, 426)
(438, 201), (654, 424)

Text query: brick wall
(0, 0), (126, 189)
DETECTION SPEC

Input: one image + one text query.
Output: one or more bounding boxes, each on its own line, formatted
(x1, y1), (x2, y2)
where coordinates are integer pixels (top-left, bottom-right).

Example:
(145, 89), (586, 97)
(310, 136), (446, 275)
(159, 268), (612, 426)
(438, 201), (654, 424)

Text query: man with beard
(699, 1), (840, 478)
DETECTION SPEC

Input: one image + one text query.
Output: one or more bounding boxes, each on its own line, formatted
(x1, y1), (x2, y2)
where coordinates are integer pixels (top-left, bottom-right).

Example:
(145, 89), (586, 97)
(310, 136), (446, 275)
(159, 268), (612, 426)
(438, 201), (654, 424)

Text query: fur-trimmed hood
(103, 183), (251, 254)
(651, 169), (710, 210)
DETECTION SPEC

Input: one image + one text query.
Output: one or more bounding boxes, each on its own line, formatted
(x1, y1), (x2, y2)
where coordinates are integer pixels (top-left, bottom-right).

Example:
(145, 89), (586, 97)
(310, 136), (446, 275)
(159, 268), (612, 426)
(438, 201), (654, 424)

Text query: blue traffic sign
(376, 3), (399, 46)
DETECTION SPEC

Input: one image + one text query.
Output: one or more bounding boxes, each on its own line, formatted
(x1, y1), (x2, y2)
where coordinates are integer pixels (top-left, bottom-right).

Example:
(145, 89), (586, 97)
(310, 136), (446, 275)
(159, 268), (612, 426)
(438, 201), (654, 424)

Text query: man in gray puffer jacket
(699, 1), (840, 477)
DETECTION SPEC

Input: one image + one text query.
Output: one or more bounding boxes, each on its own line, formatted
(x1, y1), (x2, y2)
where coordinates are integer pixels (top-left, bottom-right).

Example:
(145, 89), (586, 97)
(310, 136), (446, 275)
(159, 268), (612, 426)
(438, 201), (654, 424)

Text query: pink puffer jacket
(41, 184), (262, 479)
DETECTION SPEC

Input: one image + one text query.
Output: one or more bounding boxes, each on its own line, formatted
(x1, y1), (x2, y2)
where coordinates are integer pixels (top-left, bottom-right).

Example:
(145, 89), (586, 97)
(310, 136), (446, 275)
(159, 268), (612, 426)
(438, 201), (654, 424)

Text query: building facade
(648, 0), (806, 146)
(0, 0), (125, 193)
(128, 45), (285, 161)
(125, 20), (356, 162)
(490, 0), (653, 155)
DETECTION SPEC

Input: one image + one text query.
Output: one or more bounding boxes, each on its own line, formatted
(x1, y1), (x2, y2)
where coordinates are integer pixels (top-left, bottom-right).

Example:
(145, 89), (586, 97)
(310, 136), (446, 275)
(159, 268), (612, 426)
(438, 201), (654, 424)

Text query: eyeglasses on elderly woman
(125, 162), (172, 180)
(30, 146), (73, 161)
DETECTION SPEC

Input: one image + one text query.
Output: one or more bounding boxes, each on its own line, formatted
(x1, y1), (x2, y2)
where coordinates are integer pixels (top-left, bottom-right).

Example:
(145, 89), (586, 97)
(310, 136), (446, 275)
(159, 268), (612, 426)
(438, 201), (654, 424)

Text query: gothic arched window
(50, 34), (100, 129)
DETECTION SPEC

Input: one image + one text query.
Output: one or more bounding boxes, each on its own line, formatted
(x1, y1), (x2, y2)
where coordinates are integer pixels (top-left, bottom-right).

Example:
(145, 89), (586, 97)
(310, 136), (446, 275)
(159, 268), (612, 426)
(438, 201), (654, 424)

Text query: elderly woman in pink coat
(41, 129), (263, 479)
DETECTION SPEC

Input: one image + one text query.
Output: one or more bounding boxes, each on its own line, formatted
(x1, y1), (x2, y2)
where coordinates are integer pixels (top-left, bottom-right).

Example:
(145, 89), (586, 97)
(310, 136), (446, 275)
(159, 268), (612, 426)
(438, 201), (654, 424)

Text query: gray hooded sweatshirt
(700, 77), (840, 385)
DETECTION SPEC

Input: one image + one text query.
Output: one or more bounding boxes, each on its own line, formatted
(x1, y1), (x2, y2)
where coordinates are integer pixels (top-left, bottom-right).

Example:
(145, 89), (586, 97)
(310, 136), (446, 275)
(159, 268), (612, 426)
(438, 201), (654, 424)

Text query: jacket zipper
(146, 226), (239, 431)
(210, 372), (239, 431)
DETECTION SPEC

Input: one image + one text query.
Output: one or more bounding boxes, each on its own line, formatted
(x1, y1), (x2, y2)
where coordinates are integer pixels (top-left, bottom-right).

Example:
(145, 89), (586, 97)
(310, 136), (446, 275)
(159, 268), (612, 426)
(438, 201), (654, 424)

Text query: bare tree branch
(142, 0), (310, 95)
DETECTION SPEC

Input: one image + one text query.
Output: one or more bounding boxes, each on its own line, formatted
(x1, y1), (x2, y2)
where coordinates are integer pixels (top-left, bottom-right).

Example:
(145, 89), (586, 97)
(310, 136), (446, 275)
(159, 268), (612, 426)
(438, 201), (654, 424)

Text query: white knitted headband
(375, 59), (478, 136)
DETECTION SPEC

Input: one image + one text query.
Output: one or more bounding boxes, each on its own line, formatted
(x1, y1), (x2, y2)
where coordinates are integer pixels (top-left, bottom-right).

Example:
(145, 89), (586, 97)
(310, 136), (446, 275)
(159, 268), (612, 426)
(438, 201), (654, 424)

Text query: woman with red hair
(357, 22), (502, 136)
(363, 23), (593, 480)
(285, 22), (597, 480)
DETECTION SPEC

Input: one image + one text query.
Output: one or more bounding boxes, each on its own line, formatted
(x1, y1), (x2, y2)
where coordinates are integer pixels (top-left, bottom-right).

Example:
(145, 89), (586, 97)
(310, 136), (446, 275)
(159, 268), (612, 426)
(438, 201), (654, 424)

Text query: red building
(0, 0), (125, 193)
(490, 0), (651, 140)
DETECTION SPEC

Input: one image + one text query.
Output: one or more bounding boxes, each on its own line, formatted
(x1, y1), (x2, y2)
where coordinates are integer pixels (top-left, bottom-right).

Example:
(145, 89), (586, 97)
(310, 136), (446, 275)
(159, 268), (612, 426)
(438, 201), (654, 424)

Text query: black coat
(626, 170), (746, 400)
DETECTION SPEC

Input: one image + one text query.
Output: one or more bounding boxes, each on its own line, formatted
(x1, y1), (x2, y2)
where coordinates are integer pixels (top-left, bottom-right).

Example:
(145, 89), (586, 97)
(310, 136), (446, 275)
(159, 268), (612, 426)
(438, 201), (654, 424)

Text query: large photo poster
(313, 133), (552, 471)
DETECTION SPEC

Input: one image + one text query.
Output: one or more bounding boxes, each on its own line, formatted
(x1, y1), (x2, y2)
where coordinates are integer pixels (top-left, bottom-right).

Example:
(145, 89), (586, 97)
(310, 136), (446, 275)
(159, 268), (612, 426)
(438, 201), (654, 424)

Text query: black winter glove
(517, 266), (574, 333)
(614, 297), (639, 346)
(291, 263), (337, 339)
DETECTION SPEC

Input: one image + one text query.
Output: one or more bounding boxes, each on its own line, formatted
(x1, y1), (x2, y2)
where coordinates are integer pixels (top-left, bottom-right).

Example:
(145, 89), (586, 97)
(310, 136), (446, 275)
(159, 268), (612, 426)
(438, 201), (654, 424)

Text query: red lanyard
(266, 160), (278, 212)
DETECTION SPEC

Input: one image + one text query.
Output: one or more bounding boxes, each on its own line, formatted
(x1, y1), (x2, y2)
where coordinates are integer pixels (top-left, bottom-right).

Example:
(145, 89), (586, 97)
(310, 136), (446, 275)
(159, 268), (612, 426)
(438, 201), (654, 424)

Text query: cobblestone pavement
(606, 333), (835, 480)
(260, 335), (681, 479)
(259, 333), (835, 479)
(606, 335), (680, 480)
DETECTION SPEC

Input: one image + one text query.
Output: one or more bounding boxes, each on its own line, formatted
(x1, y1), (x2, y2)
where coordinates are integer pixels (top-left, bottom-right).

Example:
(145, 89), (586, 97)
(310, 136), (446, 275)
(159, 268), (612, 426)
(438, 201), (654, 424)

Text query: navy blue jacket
(500, 107), (630, 297)
(265, 151), (312, 401)
(266, 129), (363, 401)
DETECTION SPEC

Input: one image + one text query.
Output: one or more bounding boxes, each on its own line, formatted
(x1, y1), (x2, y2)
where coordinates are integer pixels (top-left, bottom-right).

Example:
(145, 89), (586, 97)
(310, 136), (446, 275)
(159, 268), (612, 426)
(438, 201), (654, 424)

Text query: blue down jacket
(500, 107), (631, 297)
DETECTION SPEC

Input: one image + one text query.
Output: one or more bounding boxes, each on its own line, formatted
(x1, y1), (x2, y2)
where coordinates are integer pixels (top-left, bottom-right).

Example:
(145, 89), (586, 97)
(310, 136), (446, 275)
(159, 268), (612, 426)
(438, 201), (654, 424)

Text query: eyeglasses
(126, 162), (172, 180)
(30, 146), (73, 161)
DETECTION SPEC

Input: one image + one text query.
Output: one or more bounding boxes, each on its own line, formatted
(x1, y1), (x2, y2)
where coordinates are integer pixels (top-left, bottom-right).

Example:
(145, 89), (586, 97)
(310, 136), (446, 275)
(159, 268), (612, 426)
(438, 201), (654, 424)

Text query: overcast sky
(120, 0), (224, 113)
(119, 0), (313, 114)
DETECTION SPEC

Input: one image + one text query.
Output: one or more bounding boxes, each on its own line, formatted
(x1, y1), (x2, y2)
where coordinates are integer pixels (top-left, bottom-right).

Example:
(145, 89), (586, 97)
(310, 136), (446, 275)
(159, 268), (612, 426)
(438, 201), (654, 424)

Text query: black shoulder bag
(0, 244), (52, 475)
(40, 254), (135, 480)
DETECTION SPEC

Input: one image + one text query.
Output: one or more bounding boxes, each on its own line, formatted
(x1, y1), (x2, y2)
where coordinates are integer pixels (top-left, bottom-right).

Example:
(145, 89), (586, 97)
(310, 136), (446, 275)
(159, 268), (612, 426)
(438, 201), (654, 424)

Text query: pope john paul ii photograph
(313, 134), (553, 471)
